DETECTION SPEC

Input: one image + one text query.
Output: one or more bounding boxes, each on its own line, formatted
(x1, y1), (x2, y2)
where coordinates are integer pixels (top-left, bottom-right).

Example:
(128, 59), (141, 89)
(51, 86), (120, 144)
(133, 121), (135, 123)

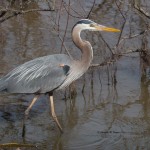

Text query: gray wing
(0, 54), (72, 93)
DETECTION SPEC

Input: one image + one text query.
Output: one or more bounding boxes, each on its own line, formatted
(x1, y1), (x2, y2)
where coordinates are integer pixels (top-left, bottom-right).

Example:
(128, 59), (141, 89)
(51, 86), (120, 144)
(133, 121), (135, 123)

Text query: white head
(73, 19), (120, 32)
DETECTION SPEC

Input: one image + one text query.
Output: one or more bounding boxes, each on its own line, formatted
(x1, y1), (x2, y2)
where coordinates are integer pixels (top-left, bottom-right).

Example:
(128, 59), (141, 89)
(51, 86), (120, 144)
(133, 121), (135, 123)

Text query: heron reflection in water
(0, 19), (120, 132)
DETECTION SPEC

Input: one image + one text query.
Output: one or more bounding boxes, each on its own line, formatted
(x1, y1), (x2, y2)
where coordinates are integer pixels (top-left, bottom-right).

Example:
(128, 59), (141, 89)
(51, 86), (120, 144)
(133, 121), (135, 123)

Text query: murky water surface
(0, 0), (150, 149)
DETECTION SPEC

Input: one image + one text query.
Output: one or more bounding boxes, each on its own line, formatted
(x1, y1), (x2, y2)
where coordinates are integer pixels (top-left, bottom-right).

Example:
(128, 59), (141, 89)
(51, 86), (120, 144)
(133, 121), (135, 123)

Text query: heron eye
(90, 24), (95, 27)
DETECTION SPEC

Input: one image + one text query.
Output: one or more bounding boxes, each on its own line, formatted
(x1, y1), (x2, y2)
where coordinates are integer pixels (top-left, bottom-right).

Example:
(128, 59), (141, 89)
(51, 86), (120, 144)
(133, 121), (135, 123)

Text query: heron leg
(49, 94), (63, 133)
(25, 95), (40, 116)
(22, 95), (40, 137)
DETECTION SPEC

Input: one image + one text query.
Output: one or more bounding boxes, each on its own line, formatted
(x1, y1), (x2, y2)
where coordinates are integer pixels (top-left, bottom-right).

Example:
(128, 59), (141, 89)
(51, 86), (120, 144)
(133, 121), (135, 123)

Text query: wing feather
(2, 54), (72, 93)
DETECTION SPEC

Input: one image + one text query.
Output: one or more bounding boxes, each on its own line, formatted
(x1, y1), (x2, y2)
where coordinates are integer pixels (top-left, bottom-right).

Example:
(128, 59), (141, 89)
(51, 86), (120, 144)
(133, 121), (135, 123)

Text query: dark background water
(0, 0), (150, 149)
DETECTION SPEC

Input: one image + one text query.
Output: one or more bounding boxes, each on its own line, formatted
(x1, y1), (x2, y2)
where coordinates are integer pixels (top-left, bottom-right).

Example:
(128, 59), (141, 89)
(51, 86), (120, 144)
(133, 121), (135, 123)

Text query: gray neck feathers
(72, 25), (93, 66)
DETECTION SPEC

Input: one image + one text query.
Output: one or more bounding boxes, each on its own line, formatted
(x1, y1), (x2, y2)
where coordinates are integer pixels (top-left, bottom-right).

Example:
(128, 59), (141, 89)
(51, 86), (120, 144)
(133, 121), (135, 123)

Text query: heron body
(0, 54), (72, 93)
(0, 19), (120, 133)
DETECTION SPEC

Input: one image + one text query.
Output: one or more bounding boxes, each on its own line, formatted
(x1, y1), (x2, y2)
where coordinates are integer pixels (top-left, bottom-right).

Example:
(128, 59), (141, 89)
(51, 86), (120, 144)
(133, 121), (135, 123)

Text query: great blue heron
(0, 19), (120, 132)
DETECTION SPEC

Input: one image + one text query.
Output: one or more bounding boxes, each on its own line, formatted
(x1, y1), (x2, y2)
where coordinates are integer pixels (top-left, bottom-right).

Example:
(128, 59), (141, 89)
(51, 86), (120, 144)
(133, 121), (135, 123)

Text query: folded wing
(0, 54), (72, 93)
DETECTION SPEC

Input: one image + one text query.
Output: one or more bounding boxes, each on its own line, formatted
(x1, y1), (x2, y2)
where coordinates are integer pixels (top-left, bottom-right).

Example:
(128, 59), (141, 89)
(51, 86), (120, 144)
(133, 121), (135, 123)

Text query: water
(0, 0), (150, 149)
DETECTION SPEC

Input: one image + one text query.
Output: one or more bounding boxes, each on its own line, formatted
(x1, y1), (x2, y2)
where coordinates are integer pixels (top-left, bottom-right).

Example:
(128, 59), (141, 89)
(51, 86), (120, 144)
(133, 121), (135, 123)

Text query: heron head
(75, 19), (120, 32)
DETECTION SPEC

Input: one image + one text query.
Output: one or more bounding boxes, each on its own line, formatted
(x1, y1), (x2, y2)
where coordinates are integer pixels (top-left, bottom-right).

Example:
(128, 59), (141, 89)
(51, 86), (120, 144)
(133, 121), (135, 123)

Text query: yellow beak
(95, 25), (120, 32)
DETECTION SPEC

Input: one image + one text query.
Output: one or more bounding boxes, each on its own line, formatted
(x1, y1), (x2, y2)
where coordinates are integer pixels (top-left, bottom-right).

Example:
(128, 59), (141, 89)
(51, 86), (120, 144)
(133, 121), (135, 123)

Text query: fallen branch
(86, 0), (96, 18)
(0, 8), (55, 14)
(134, 2), (150, 19)
(0, 8), (54, 23)
(90, 48), (142, 67)
(116, 30), (148, 46)
(90, 58), (116, 67)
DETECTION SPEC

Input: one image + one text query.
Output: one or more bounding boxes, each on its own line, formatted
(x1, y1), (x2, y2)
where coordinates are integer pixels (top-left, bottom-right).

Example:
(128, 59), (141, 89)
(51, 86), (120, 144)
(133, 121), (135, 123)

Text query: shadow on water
(1, 0), (150, 149)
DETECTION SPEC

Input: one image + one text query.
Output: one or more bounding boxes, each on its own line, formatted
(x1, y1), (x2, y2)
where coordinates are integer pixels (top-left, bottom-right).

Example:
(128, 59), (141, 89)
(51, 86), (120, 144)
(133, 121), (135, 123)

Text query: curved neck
(72, 26), (93, 66)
